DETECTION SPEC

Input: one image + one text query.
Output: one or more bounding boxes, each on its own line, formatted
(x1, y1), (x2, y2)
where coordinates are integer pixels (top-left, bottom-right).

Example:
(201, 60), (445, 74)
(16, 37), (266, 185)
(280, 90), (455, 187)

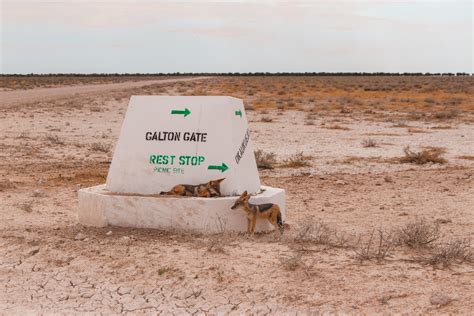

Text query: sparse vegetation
(45, 134), (65, 145)
(326, 124), (350, 130)
(353, 229), (395, 261)
(254, 150), (277, 169)
(428, 238), (473, 267)
(396, 219), (441, 248)
(281, 152), (312, 168)
(17, 201), (33, 213)
(362, 138), (377, 148)
(292, 220), (350, 248)
(279, 251), (313, 276)
(90, 142), (111, 153)
(434, 109), (459, 120)
(260, 116), (273, 123)
(399, 146), (446, 165)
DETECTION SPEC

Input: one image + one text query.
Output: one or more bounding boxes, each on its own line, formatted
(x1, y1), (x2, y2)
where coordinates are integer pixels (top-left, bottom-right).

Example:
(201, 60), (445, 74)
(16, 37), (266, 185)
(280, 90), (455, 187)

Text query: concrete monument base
(78, 185), (285, 234)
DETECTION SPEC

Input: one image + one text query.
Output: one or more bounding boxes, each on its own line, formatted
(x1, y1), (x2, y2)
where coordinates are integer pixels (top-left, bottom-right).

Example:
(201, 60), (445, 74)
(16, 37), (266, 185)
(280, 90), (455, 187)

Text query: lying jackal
(160, 178), (225, 197)
(231, 191), (284, 236)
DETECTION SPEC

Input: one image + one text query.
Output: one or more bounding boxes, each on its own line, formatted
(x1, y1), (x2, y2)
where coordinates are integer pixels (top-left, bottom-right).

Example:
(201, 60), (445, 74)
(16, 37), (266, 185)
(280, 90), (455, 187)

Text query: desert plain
(0, 75), (473, 314)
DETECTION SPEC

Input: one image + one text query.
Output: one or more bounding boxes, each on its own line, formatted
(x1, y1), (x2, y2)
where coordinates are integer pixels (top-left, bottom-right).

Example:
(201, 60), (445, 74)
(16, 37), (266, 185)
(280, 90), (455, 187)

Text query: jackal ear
(241, 190), (248, 197)
(216, 178), (225, 183)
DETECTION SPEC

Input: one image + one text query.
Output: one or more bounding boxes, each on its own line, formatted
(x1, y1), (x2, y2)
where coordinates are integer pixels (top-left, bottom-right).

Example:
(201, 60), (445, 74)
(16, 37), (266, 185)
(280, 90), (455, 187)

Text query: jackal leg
(250, 215), (257, 235)
(267, 209), (282, 237)
(246, 217), (252, 234)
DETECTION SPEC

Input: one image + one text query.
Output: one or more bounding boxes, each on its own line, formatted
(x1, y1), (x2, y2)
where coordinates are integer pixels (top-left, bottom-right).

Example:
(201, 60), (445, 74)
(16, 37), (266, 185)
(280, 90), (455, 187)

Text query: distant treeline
(1, 72), (472, 77)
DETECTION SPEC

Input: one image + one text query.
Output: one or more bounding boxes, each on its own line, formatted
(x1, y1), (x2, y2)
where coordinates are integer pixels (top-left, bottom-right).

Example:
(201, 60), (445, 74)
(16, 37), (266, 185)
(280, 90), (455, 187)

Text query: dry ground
(1, 76), (473, 314)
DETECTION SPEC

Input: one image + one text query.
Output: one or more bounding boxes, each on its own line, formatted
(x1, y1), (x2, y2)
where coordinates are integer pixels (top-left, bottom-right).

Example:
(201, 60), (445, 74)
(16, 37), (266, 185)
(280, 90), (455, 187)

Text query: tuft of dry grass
(457, 155), (474, 161)
(279, 251), (313, 276)
(407, 127), (428, 133)
(279, 251), (304, 271)
(207, 217), (232, 254)
(326, 124), (350, 130)
(280, 152), (312, 168)
(392, 121), (410, 128)
(254, 150), (277, 169)
(291, 219), (350, 249)
(353, 229), (395, 261)
(362, 138), (378, 148)
(90, 143), (111, 153)
(90, 106), (102, 112)
(260, 116), (273, 123)
(428, 238), (472, 267)
(45, 134), (65, 145)
(433, 109), (459, 120)
(17, 201), (33, 213)
(396, 219), (440, 248)
(399, 146), (447, 165)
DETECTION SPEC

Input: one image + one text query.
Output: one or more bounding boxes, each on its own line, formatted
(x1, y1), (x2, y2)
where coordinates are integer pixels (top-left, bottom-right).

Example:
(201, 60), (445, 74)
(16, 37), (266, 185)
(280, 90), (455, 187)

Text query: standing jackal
(231, 191), (284, 236)
(160, 178), (225, 197)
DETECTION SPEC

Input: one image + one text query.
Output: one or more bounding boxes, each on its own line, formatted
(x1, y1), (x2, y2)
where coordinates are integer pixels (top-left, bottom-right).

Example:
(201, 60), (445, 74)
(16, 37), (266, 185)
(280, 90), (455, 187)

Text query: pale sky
(1, 0), (473, 73)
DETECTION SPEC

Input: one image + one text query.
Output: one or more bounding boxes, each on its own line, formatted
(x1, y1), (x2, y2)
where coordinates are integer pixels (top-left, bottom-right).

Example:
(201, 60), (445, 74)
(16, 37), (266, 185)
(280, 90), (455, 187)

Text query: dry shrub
(292, 220), (350, 248)
(90, 142), (111, 153)
(293, 220), (332, 245)
(207, 235), (229, 254)
(392, 121), (409, 128)
(281, 152), (312, 168)
(45, 134), (65, 145)
(244, 102), (255, 111)
(261, 116), (273, 123)
(362, 138), (377, 148)
(397, 219), (440, 248)
(457, 155), (474, 161)
(254, 150), (277, 169)
(434, 109), (459, 120)
(428, 238), (472, 267)
(354, 229), (395, 261)
(407, 127), (427, 133)
(424, 97), (436, 104)
(279, 251), (304, 271)
(207, 217), (232, 254)
(18, 201), (33, 213)
(399, 146), (446, 165)
(279, 251), (312, 276)
(327, 124), (350, 130)
(90, 106), (102, 112)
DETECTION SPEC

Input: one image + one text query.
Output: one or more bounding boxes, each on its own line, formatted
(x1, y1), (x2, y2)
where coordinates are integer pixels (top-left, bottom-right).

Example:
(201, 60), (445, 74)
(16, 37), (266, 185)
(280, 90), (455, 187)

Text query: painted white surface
(106, 96), (260, 195)
(78, 185), (285, 233)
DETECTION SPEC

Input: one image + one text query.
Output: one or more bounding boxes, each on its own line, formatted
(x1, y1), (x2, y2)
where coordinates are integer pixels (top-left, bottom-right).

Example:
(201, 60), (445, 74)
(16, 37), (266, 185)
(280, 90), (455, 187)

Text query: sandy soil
(1, 76), (473, 314)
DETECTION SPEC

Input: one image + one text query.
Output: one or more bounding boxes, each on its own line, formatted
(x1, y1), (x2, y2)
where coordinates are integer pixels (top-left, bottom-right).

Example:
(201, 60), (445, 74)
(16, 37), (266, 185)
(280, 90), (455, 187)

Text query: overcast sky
(1, 0), (472, 74)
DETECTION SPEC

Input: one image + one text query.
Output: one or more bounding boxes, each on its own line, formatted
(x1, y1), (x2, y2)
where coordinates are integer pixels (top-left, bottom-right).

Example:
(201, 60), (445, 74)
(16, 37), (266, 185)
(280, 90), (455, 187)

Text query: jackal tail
(277, 211), (284, 234)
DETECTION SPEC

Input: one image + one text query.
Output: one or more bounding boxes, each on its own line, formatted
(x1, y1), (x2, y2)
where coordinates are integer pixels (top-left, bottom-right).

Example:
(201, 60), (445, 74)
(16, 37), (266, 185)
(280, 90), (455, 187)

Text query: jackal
(160, 178), (225, 197)
(231, 191), (284, 236)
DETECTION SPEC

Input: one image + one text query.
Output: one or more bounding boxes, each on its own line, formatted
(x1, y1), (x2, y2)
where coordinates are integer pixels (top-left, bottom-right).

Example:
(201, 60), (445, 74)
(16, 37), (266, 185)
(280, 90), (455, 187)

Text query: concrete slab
(78, 185), (285, 233)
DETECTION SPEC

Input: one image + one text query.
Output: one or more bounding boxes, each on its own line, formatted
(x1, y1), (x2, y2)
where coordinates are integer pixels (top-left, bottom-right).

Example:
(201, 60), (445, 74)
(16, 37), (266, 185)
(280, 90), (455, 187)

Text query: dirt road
(0, 77), (209, 106)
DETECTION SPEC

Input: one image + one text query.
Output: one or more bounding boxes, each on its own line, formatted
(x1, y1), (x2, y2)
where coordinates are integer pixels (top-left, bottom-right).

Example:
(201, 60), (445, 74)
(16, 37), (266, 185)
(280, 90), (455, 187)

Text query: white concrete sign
(106, 96), (260, 196)
(78, 96), (286, 233)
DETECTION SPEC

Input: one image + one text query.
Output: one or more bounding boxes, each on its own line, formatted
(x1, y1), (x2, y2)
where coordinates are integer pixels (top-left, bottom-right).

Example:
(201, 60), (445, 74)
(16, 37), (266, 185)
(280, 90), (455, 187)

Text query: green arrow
(171, 108), (191, 117)
(208, 163), (229, 173)
(235, 110), (242, 118)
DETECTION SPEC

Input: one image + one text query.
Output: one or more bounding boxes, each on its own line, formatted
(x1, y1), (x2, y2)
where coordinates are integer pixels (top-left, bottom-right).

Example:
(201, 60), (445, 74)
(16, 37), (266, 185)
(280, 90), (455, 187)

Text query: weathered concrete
(78, 185), (285, 233)
(106, 96), (261, 196)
